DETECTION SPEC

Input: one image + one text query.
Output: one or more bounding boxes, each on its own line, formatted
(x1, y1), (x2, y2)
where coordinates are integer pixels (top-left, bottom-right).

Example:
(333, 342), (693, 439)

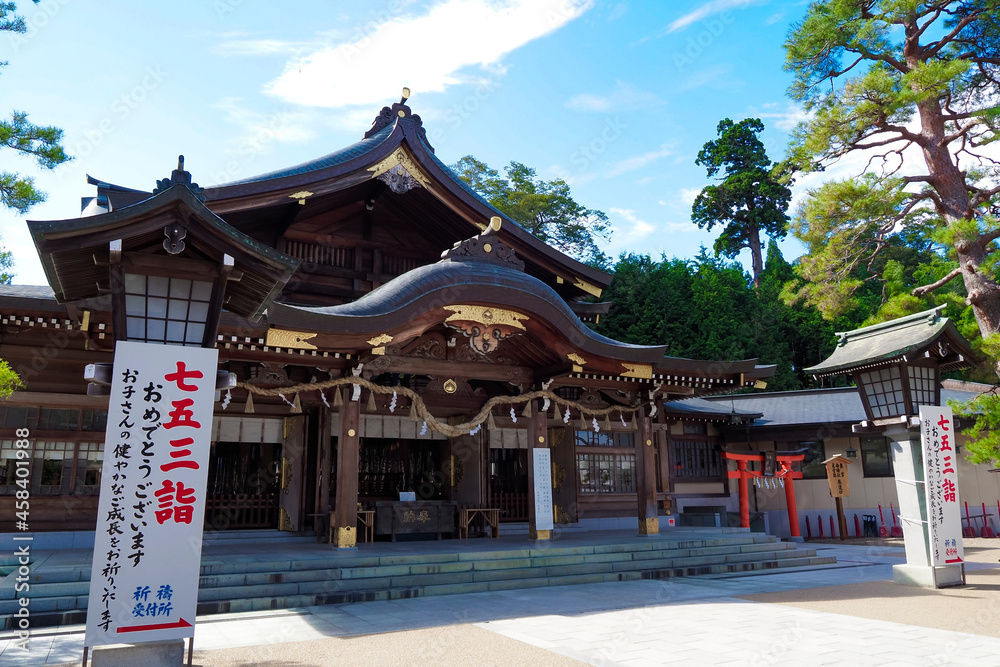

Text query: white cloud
(679, 187), (701, 206)
(607, 208), (697, 255)
(667, 0), (766, 33)
(265, 0), (593, 108)
(607, 3), (628, 21)
(215, 39), (315, 57)
(606, 142), (673, 177)
(609, 207), (657, 244)
(211, 97), (317, 146)
(755, 102), (812, 131)
(677, 63), (739, 92)
(565, 81), (662, 113)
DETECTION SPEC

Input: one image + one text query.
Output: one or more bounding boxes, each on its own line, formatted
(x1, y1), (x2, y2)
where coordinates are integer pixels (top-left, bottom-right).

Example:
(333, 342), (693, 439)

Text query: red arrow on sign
(117, 617), (192, 633)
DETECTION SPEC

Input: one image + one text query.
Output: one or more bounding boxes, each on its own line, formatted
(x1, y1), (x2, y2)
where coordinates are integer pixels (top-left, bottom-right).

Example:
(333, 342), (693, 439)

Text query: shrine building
(0, 94), (775, 546)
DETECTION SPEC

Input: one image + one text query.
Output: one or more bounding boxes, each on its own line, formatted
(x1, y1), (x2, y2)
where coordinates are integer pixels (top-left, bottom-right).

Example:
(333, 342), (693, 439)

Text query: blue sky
(2, 0), (827, 285)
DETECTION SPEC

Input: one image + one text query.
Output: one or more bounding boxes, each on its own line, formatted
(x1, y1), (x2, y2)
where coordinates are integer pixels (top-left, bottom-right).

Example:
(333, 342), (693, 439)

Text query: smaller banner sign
(825, 459), (850, 498)
(919, 405), (964, 566)
(532, 448), (554, 531)
(85, 341), (218, 646)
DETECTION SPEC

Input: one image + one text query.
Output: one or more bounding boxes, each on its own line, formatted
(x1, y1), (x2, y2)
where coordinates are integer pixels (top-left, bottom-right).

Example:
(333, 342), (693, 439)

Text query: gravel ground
(189, 625), (586, 667)
(737, 537), (1000, 638)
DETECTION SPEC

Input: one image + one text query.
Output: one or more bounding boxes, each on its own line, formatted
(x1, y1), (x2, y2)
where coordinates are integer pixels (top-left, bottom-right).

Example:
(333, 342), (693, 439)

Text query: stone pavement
(2, 541), (999, 666)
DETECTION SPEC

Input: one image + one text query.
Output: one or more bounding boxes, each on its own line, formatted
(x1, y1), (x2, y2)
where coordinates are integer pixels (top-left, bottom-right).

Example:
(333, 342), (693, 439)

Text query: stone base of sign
(332, 526), (356, 548)
(528, 525), (551, 540)
(638, 517), (659, 535)
(893, 563), (963, 588)
(91, 640), (184, 667)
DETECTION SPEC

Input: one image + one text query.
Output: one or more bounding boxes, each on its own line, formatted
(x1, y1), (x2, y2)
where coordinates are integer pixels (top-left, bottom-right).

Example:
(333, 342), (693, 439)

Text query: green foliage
(784, 2), (1000, 318)
(596, 242), (851, 391)
(692, 118), (791, 285)
(953, 390), (1000, 466)
(0, 243), (12, 284)
(0, 358), (22, 398)
(0, 2), (70, 213)
(450, 156), (610, 268)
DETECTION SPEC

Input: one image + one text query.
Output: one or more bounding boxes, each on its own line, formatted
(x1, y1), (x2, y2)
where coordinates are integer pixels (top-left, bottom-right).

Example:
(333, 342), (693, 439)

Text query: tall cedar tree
(451, 156), (611, 269)
(0, 1), (70, 213)
(783, 1), (1000, 365)
(692, 118), (791, 289)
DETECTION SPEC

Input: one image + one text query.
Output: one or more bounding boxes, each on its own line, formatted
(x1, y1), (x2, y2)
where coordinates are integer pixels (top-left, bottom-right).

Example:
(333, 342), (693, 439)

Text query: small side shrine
(722, 449), (805, 540)
(805, 306), (980, 587)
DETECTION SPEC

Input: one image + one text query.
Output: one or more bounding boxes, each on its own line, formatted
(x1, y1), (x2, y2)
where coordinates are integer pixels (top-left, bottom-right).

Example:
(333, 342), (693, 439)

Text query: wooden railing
(490, 492), (528, 522)
(381, 253), (422, 277)
(204, 493), (277, 530)
(284, 240), (355, 269)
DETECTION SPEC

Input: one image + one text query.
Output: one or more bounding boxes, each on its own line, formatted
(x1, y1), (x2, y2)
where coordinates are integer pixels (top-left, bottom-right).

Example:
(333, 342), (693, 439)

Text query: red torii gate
(722, 450), (804, 539)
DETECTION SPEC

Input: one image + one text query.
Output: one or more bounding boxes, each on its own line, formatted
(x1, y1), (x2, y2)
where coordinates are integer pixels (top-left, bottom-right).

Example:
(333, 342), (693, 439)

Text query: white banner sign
(919, 405), (963, 566)
(532, 448), (554, 531)
(86, 341), (218, 646)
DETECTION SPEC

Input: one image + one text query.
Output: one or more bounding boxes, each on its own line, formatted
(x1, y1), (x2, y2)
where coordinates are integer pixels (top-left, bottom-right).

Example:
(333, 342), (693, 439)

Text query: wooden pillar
(332, 387), (360, 548)
(636, 414), (658, 535)
(738, 461), (750, 529)
(527, 404), (551, 540)
(784, 471), (801, 538)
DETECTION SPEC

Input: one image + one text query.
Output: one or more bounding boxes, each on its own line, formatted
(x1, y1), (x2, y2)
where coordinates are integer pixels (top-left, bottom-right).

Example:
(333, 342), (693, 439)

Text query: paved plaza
(2, 539), (999, 666)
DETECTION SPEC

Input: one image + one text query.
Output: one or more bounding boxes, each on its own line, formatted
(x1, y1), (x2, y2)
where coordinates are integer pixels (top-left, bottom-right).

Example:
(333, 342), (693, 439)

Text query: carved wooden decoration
(266, 328), (318, 350)
(621, 362), (653, 379)
(368, 149), (430, 191)
(443, 304), (529, 355)
(367, 333), (394, 347)
(441, 230), (525, 271)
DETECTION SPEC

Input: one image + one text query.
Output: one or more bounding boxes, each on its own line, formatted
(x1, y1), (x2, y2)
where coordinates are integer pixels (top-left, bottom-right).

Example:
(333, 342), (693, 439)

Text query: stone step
(1, 537), (793, 596)
(0, 546), (830, 621)
(0, 535), (837, 630)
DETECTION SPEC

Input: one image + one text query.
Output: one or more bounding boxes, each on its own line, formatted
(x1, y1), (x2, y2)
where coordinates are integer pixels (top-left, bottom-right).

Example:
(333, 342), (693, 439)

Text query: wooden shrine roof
(85, 95), (611, 299)
(28, 183), (300, 321)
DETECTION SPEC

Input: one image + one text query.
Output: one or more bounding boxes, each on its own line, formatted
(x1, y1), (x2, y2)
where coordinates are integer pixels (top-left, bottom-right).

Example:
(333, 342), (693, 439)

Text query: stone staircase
(0, 531), (836, 631)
